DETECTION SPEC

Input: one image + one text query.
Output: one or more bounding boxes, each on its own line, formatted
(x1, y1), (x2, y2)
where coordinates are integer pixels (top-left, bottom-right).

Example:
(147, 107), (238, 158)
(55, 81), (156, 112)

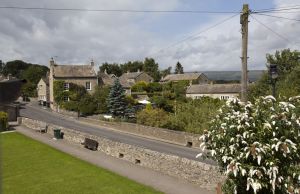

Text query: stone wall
(82, 117), (202, 148)
(20, 117), (224, 190)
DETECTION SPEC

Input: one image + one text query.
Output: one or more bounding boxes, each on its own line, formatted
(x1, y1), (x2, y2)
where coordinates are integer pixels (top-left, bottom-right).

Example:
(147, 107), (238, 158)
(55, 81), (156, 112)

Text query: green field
(1, 132), (162, 194)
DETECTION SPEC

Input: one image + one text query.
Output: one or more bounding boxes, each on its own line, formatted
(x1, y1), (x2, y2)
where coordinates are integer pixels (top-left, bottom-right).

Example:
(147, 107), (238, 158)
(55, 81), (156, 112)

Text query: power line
(150, 13), (239, 57)
(253, 13), (300, 22)
(0, 6), (239, 14)
(253, 6), (300, 13)
(250, 15), (292, 43)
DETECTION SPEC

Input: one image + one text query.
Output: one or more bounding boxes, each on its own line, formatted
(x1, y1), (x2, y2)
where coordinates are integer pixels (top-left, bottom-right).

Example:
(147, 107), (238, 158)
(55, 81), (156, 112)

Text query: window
(86, 82), (91, 90)
(63, 96), (69, 102)
(63, 83), (69, 91)
(221, 96), (230, 100)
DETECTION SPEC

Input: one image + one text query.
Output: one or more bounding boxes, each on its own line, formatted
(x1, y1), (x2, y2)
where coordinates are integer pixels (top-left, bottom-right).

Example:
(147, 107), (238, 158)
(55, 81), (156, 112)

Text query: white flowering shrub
(199, 96), (300, 194)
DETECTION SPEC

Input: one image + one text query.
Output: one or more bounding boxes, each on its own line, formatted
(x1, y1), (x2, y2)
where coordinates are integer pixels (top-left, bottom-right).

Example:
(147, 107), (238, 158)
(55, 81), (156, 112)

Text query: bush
(131, 81), (148, 93)
(200, 96), (300, 194)
(136, 107), (169, 128)
(0, 112), (8, 131)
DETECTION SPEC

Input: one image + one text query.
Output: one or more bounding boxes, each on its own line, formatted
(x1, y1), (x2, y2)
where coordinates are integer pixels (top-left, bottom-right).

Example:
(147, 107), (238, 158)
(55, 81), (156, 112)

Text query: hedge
(0, 111), (8, 131)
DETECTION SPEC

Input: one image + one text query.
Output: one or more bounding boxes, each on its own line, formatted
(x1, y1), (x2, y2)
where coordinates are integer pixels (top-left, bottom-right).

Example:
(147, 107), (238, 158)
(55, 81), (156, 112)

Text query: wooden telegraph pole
(240, 4), (249, 102)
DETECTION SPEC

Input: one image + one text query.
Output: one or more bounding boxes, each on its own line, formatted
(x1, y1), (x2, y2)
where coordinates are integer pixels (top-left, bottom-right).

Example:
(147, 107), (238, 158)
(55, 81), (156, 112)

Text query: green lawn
(1, 132), (162, 194)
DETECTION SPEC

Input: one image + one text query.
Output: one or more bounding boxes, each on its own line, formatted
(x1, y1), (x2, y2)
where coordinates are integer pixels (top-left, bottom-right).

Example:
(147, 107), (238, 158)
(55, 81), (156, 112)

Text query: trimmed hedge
(0, 111), (8, 131)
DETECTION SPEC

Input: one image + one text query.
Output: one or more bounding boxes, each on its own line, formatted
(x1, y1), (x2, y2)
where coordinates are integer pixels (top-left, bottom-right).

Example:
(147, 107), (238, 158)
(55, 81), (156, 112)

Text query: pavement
(15, 126), (215, 194)
(20, 103), (215, 165)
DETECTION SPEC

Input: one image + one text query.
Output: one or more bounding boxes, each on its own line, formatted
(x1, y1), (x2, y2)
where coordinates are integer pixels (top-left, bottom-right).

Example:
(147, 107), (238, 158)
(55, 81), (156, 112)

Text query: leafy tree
(150, 96), (173, 112)
(93, 86), (110, 114)
(107, 79), (128, 117)
(99, 62), (122, 77)
(2, 60), (30, 78)
(164, 97), (223, 133)
(21, 82), (37, 97)
(174, 61), (184, 74)
(0, 60), (3, 74)
(143, 58), (161, 81)
(200, 96), (300, 194)
(21, 65), (49, 84)
(78, 93), (96, 115)
(136, 106), (169, 128)
(248, 49), (300, 101)
(120, 61), (144, 73)
(146, 82), (162, 93)
(131, 81), (148, 92)
(161, 67), (172, 78)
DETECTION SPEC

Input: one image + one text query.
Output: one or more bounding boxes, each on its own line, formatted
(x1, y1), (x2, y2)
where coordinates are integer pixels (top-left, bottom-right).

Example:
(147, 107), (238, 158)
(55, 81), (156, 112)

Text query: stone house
(98, 70), (116, 87)
(119, 71), (154, 95)
(49, 59), (98, 109)
(186, 84), (240, 100)
(37, 75), (49, 106)
(160, 73), (210, 85)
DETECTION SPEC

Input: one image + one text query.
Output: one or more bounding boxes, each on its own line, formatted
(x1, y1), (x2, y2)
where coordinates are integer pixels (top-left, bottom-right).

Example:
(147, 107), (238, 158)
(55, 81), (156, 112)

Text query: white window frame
(63, 96), (69, 102)
(63, 83), (69, 91)
(86, 82), (91, 90)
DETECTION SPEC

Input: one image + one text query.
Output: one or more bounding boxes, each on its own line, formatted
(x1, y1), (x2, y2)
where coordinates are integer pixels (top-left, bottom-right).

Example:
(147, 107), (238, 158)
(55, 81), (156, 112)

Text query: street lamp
(269, 64), (278, 97)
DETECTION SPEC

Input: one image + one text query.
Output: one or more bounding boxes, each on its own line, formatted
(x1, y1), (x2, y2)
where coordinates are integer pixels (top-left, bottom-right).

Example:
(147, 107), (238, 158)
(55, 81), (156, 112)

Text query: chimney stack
(104, 69), (108, 74)
(90, 59), (94, 67)
(50, 57), (55, 66)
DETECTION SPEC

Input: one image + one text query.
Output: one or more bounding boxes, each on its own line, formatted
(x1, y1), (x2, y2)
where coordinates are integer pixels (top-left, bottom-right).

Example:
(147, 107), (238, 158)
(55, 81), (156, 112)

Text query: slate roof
(186, 84), (241, 94)
(120, 72), (144, 80)
(98, 72), (116, 86)
(52, 65), (97, 78)
(119, 72), (152, 88)
(161, 73), (203, 82)
(41, 77), (49, 85)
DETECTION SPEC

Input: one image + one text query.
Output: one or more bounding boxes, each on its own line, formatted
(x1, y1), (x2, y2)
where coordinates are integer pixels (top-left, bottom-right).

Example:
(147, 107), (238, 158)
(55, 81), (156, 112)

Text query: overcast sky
(0, 0), (299, 71)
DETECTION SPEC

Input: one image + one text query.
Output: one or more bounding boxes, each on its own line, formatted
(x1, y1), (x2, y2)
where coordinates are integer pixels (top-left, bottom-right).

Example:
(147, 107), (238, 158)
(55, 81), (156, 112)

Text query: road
(20, 104), (215, 164)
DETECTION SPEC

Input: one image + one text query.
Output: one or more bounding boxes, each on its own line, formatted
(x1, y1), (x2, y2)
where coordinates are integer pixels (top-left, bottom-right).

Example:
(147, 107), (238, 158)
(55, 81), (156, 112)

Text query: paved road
(20, 104), (215, 164)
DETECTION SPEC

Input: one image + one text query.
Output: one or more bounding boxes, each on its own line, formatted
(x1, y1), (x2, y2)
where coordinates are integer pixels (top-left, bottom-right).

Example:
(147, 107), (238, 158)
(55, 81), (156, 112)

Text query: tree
(174, 61), (184, 74)
(93, 86), (110, 114)
(107, 79), (128, 117)
(248, 49), (300, 101)
(143, 58), (161, 81)
(161, 67), (172, 78)
(0, 60), (3, 74)
(78, 93), (96, 115)
(2, 60), (31, 77)
(120, 61), (144, 73)
(99, 62), (122, 77)
(199, 96), (300, 194)
(136, 106), (169, 128)
(131, 81), (148, 92)
(21, 65), (49, 84)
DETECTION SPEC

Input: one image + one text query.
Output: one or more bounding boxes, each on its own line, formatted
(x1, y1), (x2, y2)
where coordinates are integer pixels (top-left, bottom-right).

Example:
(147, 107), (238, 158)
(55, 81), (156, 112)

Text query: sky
(0, 0), (299, 71)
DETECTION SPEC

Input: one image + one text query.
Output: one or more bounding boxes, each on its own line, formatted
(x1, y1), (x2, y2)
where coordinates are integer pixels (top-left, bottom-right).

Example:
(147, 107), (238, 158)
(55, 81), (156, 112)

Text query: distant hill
(202, 70), (265, 82)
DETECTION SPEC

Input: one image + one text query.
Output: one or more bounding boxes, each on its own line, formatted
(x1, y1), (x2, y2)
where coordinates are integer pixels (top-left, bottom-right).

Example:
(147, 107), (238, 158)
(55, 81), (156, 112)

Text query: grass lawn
(1, 132), (162, 194)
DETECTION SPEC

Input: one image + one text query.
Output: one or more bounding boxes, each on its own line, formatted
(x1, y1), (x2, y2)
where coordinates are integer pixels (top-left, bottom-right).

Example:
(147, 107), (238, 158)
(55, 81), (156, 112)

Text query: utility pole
(240, 4), (249, 102)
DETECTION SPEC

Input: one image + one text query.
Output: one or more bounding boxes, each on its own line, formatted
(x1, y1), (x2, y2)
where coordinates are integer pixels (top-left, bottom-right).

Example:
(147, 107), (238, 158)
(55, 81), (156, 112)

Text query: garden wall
(82, 117), (202, 148)
(20, 117), (224, 190)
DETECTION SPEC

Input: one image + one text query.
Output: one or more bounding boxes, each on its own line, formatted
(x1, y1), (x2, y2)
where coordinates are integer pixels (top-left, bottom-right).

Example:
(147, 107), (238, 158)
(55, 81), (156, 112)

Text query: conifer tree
(107, 78), (127, 117)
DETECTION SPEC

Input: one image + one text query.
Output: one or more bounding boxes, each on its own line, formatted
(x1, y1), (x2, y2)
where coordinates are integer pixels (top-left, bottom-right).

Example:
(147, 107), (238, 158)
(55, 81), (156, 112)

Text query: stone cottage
(186, 84), (241, 100)
(119, 71), (154, 95)
(37, 75), (49, 106)
(49, 58), (98, 109)
(161, 72), (210, 85)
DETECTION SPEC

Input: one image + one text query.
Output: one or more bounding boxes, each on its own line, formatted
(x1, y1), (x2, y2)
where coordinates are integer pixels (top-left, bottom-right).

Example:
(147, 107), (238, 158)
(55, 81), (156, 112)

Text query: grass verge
(1, 132), (162, 194)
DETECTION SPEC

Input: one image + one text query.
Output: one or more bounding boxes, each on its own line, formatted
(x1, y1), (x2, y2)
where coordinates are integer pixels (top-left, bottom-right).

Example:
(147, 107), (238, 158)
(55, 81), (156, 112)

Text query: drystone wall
(20, 117), (224, 190)
(82, 117), (202, 148)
